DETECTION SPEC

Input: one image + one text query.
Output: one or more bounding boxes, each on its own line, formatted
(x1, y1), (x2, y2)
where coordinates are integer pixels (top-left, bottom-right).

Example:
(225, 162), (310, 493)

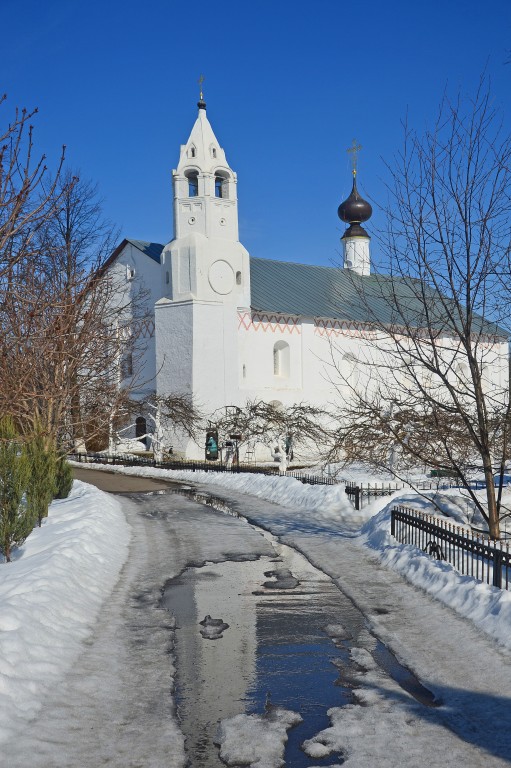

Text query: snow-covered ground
(0, 481), (130, 746)
(68, 460), (511, 652)
(3, 463), (511, 767)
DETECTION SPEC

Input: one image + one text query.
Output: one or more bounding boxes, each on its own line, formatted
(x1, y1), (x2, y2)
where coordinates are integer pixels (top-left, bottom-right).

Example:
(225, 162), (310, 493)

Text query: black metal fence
(68, 452), (337, 487)
(391, 505), (511, 590)
(344, 479), (487, 510)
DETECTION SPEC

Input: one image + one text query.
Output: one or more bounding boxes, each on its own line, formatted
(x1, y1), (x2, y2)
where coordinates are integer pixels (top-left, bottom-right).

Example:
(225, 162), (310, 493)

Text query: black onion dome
(338, 176), (372, 224)
(197, 97), (207, 110)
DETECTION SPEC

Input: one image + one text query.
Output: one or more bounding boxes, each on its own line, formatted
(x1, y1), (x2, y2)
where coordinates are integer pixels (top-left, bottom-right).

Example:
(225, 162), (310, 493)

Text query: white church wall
(161, 233), (251, 309)
(107, 243), (161, 402)
(236, 312), (372, 412)
(155, 297), (241, 458)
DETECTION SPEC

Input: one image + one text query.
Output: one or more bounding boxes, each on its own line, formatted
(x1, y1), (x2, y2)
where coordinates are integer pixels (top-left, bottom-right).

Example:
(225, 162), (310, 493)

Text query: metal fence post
(493, 549), (503, 589)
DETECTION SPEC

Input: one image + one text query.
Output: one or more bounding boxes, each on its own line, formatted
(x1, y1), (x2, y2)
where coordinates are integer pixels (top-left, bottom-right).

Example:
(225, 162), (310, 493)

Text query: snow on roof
(126, 239), (164, 264)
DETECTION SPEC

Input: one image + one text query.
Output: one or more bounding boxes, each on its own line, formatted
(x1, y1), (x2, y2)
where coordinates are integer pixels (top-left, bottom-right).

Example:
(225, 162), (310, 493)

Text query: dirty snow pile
(216, 707), (302, 768)
(0, 480), (130, 745)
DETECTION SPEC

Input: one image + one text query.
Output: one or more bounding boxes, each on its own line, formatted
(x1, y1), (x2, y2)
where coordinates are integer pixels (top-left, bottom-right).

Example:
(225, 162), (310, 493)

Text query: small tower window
(166, 271), (170, 284)
(126, 264), (135, 281)
(212, 147), (217, 158)
(187, 171), (199, 197)
(215, 175), (224, 198)
(189, 146), (196, 158)
(242, 364), (246, 378)
(236, 271), (242, 285)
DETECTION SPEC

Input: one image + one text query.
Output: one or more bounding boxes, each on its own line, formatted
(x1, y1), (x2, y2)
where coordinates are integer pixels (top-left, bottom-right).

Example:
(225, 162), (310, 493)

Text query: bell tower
(172, 87), (239, 243)
(156, 86), (251, 457)
(160, 84), (250, 307)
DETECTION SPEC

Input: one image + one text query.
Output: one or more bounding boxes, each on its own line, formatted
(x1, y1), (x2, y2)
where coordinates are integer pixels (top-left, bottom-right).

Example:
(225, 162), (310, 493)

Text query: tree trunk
(483, 462), (501, 540)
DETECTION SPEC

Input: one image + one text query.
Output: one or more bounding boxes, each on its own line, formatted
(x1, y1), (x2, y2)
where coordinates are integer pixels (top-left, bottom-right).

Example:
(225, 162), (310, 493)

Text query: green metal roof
(249, 257), (507, 337)
(125, 244), (506, 338)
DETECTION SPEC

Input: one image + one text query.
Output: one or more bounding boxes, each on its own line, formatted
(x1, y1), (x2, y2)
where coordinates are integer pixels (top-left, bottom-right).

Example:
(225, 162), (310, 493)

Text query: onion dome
(198, 97), (207, 111)
(338, 175), (372, 238)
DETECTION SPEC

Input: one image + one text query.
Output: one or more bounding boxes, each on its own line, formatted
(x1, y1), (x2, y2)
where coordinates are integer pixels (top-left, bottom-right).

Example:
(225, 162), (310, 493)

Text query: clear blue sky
(2, 0), (510, 267)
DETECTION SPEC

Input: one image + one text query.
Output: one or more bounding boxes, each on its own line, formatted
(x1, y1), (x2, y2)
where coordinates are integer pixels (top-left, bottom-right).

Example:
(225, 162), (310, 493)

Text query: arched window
(189, 146), (196, 158)
(273, 341), (290, 378)
(236, 270), (242, 285)
(455, 361), (469, 382)
(211, 147), (217, 158)
(214, 172), (229, 199)
(186, 171), (199, 197)
(343, 353), (359, 386)
(121, 352), (133, 379)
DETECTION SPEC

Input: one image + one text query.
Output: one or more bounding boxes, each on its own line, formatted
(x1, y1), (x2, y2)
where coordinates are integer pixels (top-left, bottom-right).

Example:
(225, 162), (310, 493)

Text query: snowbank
(361, 497), (511, 649)
(70, 462), (372, 529)
(0, 480), (130, 744)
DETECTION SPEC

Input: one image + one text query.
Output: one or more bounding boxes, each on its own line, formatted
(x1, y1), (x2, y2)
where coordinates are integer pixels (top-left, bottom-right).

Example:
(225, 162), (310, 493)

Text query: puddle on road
(159, 488), (439, 766)
(162, 547), (351, 767)
(162, 541), (438, 766)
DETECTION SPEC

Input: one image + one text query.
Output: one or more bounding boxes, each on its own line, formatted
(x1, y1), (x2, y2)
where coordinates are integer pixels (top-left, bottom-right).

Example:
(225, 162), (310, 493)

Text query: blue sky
(2, 0), (510, 267)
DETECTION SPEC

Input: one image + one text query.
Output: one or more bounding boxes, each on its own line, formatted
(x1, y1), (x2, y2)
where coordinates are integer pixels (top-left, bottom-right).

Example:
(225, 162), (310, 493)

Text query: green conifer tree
(0, 418), (32, 562)
(54, 455), (73, 499)
(25, 433), (57, 527)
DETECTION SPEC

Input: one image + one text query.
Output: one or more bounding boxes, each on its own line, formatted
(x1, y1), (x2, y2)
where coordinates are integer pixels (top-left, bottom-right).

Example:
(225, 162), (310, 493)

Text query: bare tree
(131, 393), (204, 461)
(332, 79), (511, 539)
(213, 400), (332, 471)
(0, 157), (144, 451)
(0, 94), (66, 280)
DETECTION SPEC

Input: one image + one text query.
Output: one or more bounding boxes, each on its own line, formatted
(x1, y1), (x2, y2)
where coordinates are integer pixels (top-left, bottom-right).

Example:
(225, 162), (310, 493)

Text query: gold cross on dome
(347, 138), (362, 176)
(198, 74), (205, 100)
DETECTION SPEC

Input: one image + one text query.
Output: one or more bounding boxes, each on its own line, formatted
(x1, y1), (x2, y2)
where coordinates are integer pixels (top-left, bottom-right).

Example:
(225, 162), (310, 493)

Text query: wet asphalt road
(72, 466), (178, 493)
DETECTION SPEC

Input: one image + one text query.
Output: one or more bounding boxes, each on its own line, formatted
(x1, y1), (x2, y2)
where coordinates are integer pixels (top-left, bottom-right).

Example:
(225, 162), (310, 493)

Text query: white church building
(106, 94), (509, 460)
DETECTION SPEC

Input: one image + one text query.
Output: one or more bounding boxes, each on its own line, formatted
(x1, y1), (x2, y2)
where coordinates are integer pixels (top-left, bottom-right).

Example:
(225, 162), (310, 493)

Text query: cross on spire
(198, 74), (205, 101)
(347, 138), (362, 177)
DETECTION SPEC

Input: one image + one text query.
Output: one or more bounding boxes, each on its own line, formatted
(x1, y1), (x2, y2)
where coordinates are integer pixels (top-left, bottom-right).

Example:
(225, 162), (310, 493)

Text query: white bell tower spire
(160, 83), (250, 306)
(172, 87), (239, 243)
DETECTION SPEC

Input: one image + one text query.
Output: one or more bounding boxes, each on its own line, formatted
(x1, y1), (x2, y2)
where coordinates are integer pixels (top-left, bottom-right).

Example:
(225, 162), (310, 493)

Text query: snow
(0, 480), (130, 745)
(216, 707), (302, 768)
(69, 460), (511, 652)
(3, 460), (511, 766)
(360, 497), (511, 649)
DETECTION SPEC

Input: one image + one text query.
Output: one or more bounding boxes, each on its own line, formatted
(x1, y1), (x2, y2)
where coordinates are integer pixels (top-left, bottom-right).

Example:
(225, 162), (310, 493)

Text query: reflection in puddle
(161, 493), (439, 767)
(162, 540), (360, 767)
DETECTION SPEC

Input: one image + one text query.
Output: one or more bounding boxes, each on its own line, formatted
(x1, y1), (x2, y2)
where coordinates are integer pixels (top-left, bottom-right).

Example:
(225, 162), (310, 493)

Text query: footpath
(175, 478), (511, 767)
(73, 466), (511, 767)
